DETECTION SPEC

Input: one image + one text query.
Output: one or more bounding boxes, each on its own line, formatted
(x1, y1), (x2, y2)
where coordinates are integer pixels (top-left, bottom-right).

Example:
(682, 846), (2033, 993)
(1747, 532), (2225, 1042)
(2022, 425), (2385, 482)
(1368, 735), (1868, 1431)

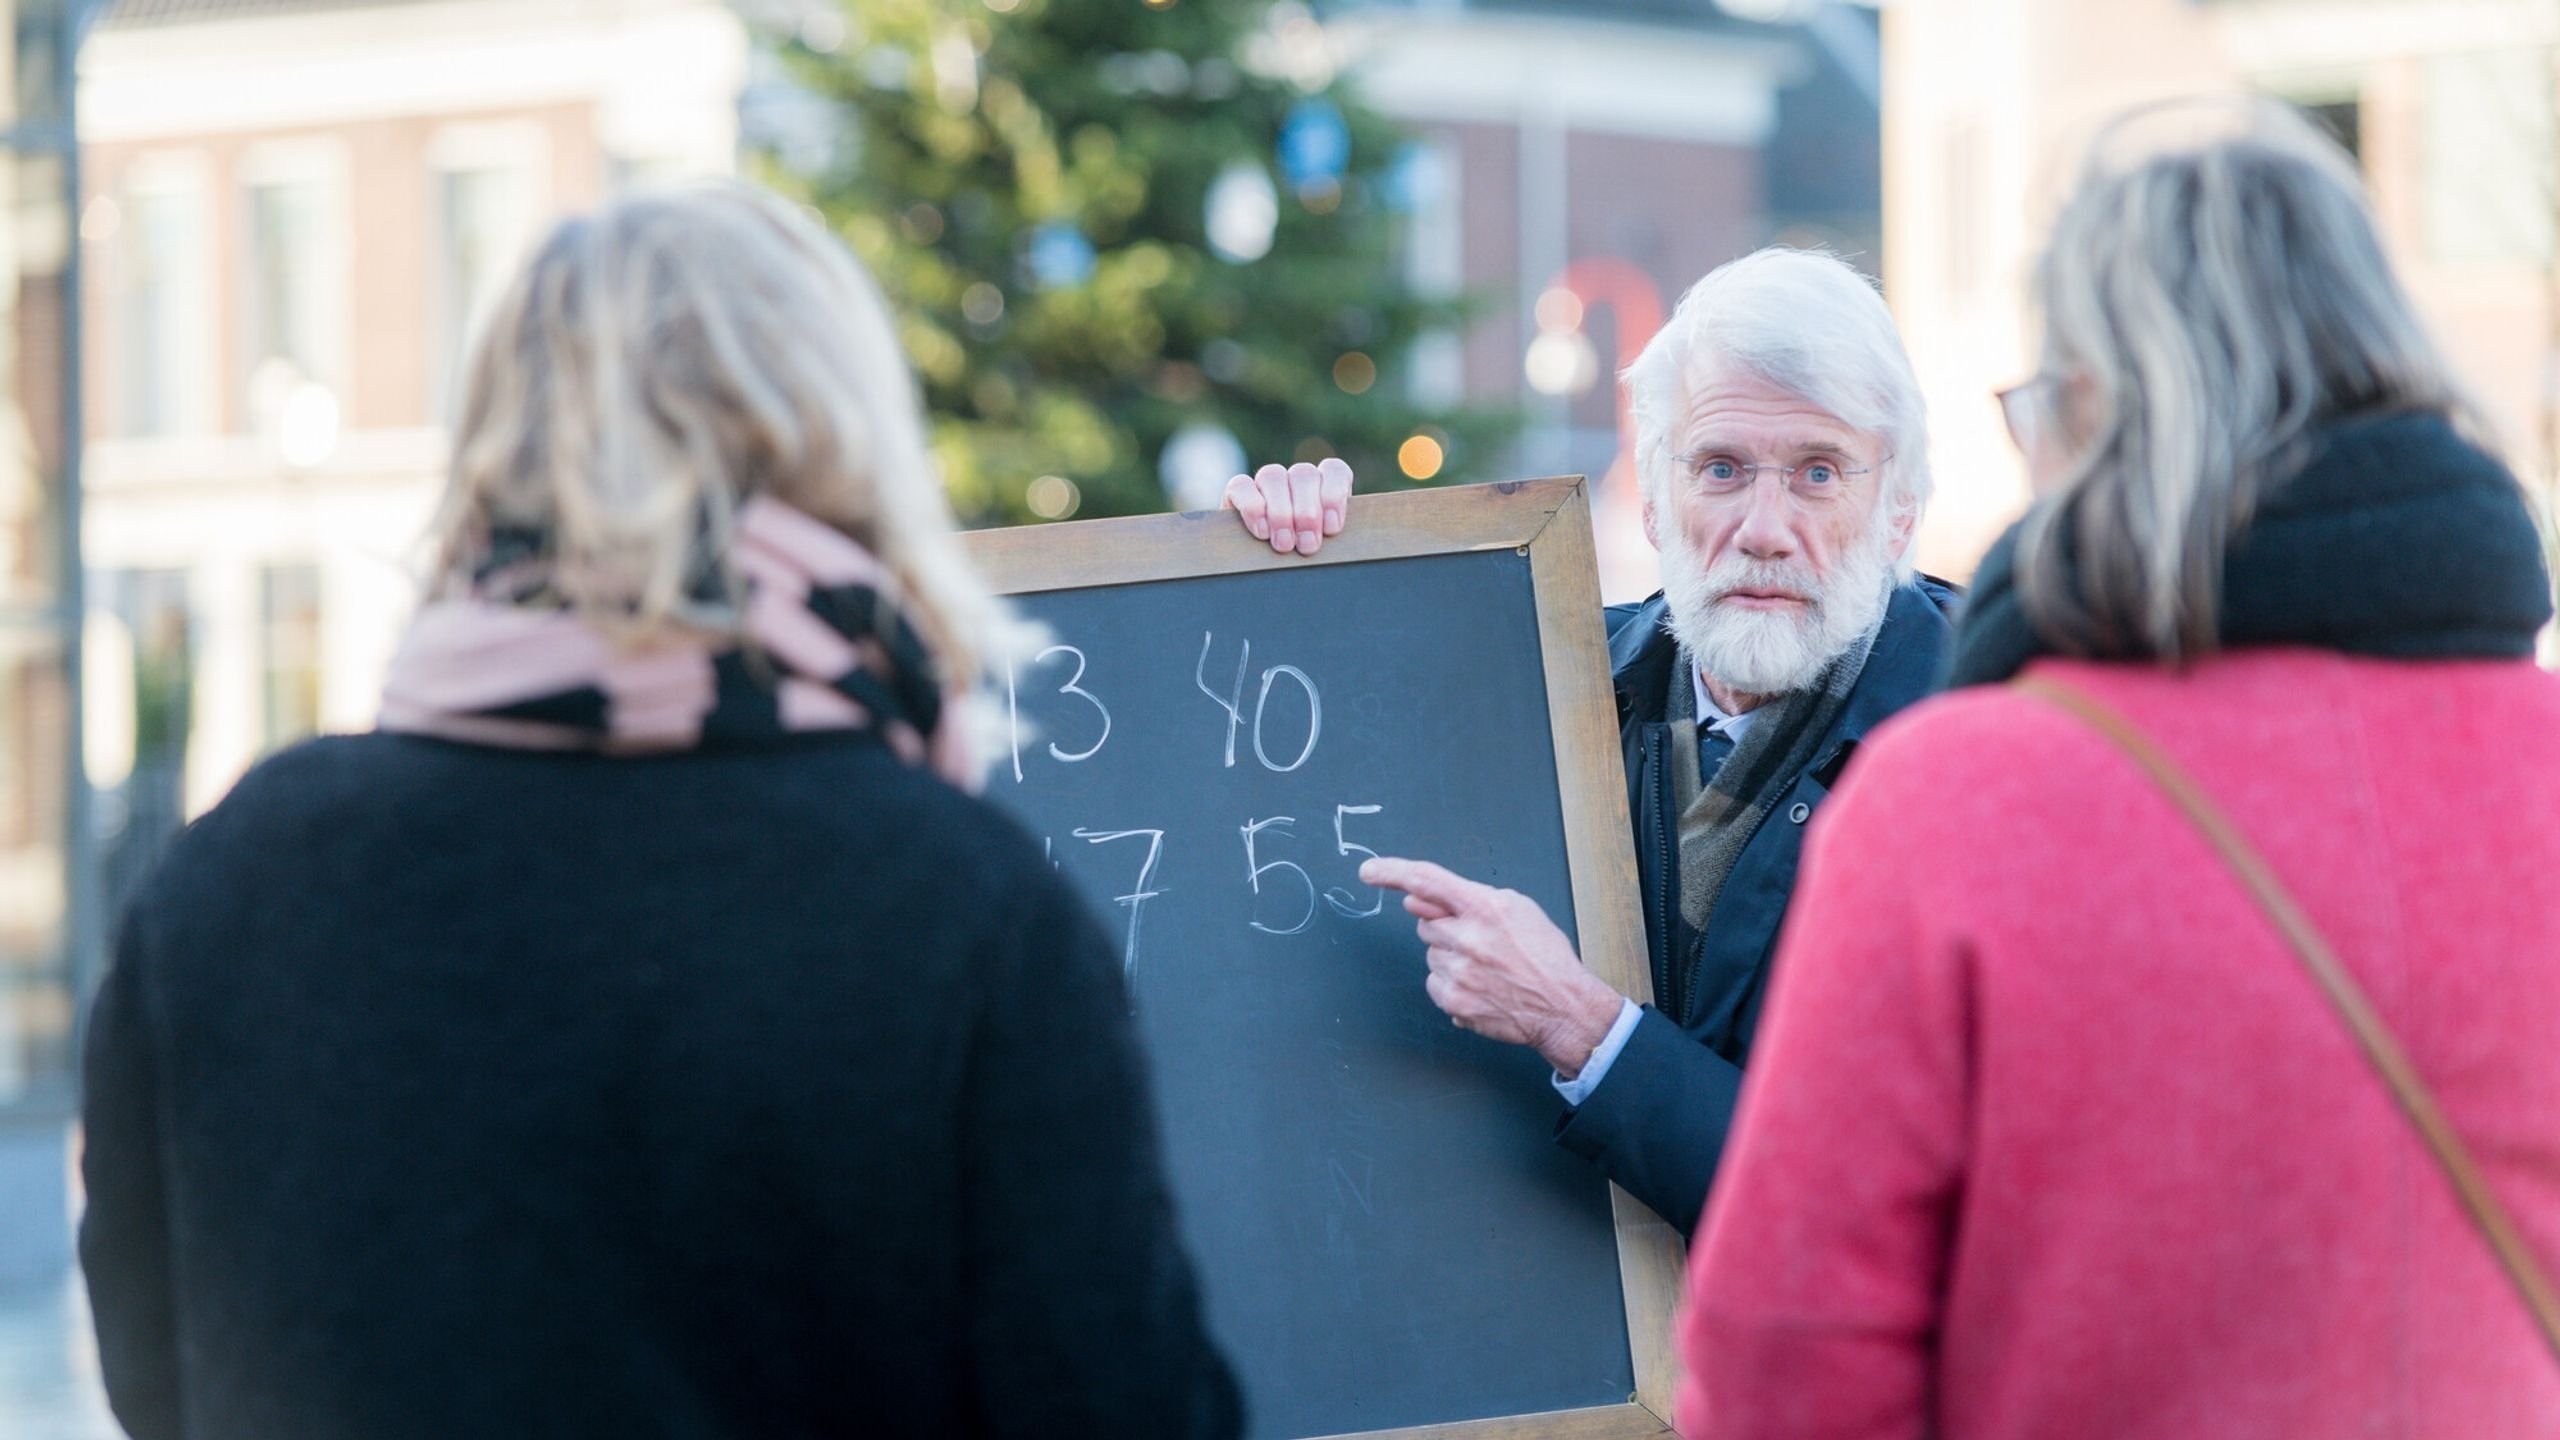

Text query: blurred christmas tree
(762, 0), (1512, 526)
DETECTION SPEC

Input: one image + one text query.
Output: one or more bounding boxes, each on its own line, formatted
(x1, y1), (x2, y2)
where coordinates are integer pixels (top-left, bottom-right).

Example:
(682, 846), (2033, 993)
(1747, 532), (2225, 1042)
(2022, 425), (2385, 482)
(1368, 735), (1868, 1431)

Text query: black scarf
(1947, 410), (2554, 688)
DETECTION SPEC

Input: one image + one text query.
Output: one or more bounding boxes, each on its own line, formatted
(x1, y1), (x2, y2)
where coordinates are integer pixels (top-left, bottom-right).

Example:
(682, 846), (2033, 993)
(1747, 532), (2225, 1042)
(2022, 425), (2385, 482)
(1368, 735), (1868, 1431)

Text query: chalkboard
(965, 479), (1680, 1440)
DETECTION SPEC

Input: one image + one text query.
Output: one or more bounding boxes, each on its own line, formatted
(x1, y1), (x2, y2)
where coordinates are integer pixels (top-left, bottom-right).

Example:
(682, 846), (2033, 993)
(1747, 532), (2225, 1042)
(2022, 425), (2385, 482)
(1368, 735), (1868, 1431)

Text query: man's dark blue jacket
(1553, 579), (1958, 1235)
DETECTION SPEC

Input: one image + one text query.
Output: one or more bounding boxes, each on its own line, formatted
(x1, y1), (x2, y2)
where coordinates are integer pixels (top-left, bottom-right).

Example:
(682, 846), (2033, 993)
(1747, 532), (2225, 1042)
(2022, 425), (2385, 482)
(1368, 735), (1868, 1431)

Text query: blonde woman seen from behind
(1677, 101), (2560, 1438)
(78, 182), (1242, 1440)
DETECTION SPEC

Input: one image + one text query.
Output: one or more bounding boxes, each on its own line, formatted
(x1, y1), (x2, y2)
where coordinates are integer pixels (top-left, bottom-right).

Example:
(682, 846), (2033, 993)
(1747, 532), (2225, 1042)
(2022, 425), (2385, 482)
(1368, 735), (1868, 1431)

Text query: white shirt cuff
(1551, 998), (1643, 1108)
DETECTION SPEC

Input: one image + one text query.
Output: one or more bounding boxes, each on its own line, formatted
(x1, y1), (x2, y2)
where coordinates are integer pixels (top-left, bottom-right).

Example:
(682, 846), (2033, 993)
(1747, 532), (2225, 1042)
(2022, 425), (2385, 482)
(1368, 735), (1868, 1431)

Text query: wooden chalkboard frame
(965, 477), (1683, 1440)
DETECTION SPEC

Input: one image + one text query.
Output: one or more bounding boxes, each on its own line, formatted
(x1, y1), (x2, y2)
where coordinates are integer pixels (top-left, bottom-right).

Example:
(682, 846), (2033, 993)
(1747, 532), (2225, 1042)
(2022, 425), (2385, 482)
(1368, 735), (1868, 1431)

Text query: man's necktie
(1698, 722), (1737, 784)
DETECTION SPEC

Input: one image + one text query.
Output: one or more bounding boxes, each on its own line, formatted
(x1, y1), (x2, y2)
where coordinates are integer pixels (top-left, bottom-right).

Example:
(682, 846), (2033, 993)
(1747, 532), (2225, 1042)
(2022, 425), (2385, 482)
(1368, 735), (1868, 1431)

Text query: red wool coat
(1678, 650), (2560, 1439)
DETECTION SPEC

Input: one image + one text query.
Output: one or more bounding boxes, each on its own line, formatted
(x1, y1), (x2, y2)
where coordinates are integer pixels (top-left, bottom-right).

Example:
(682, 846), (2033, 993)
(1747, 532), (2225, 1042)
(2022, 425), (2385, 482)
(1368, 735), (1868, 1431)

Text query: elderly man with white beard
(1222, 249), (1957, 1236)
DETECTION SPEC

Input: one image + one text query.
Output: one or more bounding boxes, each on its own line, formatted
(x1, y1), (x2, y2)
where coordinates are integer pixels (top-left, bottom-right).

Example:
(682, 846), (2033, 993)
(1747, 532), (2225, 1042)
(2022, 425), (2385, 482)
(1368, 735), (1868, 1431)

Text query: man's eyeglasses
(1680, 454), (1885, 507)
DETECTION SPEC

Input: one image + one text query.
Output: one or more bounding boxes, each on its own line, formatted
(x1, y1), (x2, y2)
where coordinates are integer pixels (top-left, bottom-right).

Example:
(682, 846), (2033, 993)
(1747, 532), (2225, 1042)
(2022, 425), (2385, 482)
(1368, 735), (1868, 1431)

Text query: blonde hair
(430, 180), (1015, 686)
(2019, 97), (2486, 660)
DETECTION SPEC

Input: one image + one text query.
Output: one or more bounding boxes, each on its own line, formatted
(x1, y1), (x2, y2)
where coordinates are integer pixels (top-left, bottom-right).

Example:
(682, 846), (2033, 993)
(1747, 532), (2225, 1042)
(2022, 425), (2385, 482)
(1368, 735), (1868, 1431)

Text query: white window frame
(234, 136), (354, 431)
(426, 120), (551, 424)
(107, 151), (217, 440)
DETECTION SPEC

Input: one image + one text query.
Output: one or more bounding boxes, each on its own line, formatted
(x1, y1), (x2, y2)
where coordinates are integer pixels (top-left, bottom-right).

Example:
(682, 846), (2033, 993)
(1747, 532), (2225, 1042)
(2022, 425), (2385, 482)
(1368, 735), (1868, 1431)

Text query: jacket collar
(1612, 578), (1961, 751)
(1833, 579), (1959, 747)
(1609, 594), (1682, 723)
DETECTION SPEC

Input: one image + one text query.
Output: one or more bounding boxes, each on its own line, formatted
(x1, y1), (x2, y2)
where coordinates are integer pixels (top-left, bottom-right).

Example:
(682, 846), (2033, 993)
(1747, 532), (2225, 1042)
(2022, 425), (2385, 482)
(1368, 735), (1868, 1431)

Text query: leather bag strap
(2013, 672), (2560, 1362)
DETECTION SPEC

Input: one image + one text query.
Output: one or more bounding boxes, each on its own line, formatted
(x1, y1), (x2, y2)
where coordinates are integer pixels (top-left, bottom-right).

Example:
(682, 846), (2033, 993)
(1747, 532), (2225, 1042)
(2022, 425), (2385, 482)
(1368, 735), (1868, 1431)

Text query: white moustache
(1707, 563), (1824, 609)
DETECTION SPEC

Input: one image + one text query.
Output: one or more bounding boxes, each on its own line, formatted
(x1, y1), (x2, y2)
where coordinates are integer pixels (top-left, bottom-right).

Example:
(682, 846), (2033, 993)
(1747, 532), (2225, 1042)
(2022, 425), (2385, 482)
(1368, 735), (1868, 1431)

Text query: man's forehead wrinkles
(1669, 366), (1883, 462)
(1675, 396), (1858, 440)
(1677, 426), (1865, 456)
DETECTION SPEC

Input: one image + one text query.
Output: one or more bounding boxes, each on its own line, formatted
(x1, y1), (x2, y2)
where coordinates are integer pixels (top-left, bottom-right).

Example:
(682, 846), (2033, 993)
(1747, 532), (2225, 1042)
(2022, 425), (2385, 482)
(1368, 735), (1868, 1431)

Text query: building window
(0, 626), (67, 884)
(0, 625), (75, 1100)
(2301, 98), (2362, 167)
(259, 564), (322, 753)
(108, 176), (210, 438)
(97, 569), (194, 931)
(432, 122), (552, 415)
(242, 177), (340, 409)
(2425, 50), (2554, 267)
(2, 152), (69, 612)
(434, 162), (537, 421)
(1397, 138), (1463, 407)
(430, 123), (547, 423)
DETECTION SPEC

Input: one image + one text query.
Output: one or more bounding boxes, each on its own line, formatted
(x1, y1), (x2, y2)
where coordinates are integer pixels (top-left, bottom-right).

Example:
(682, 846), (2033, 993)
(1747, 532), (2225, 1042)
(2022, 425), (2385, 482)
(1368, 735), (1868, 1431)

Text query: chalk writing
(1073, 827), (1166, 979)
(1240, 815), (1317, 936)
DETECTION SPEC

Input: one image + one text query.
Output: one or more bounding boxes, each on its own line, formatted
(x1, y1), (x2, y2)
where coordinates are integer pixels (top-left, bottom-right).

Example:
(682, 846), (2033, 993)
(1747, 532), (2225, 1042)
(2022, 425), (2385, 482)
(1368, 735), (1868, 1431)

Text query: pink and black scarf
(381, 496), (972, 785)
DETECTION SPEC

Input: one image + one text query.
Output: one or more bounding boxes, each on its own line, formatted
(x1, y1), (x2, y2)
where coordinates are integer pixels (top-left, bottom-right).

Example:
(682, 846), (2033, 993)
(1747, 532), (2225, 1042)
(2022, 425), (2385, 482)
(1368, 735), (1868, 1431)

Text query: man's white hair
(1623, 248), (1932, 577)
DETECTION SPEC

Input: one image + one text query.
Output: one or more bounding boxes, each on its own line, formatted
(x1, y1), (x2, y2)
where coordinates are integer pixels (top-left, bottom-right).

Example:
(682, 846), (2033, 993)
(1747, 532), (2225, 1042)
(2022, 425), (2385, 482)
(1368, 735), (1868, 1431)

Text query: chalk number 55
(1240, 804), (1387, 936)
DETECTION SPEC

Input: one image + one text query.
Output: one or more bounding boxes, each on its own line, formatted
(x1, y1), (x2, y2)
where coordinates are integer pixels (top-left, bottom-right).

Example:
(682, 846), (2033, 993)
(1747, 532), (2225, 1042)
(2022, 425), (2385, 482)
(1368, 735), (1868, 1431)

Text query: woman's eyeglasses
(1996, 374), (2062, 454)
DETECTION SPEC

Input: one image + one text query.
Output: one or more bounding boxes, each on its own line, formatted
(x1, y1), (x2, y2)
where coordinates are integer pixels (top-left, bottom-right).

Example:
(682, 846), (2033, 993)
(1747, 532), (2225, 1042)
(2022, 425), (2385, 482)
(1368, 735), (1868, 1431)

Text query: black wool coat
(80, 731), (1242, 1440)
(1553, 581), (1957, 1235)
